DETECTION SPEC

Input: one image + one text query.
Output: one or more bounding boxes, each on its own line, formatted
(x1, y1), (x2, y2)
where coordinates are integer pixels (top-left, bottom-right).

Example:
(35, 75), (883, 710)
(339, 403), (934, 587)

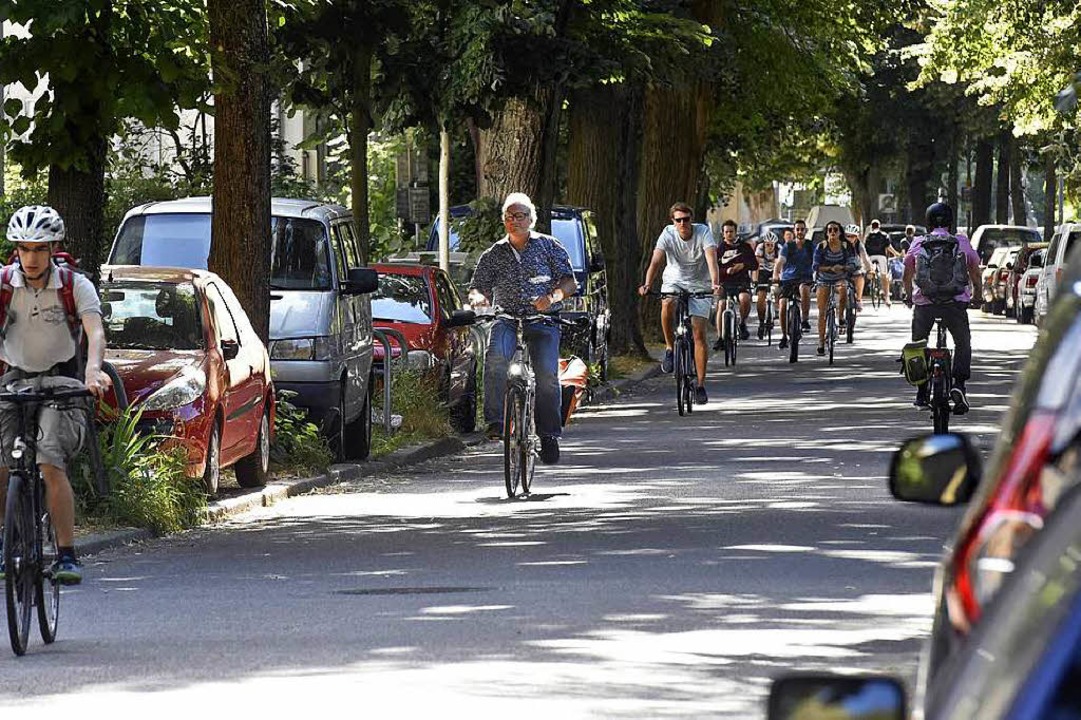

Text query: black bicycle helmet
(925, 202), (954, 231)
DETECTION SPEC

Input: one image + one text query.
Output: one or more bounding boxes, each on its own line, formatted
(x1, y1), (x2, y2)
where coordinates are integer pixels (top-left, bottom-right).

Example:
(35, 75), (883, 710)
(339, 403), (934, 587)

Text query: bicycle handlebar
(646, 290), (716, 299)
(0, 385), (94, 404)
(474, 310), (583, 328)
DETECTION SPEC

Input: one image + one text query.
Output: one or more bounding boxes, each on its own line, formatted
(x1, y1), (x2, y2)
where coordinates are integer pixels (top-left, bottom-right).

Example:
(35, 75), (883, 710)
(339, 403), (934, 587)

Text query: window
(206, 283), (240, 346)
(269, 218), (332, 290)
(371, 274), (432, 324)
(1065, 231), (1081, 264)
(100, 282), (203, 351)
(111, 215), (212, 267)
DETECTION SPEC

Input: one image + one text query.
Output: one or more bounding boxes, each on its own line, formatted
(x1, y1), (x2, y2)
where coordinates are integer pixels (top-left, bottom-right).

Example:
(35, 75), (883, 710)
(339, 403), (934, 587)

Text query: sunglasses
(504, 212), (530, 222)
(672, 216), (692, 224)
(827, 227), (841, 233)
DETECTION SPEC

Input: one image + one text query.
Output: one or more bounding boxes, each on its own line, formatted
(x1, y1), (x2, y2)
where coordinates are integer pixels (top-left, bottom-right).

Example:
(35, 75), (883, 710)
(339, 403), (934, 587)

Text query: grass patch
(371, 368), (452, 458)
(270, 390), (333, 476)
(607, 353), (657, 380)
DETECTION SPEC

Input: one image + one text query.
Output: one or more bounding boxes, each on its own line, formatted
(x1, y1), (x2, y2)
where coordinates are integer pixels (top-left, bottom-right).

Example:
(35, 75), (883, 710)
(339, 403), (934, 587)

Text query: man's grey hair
(502, 192), (537, 229)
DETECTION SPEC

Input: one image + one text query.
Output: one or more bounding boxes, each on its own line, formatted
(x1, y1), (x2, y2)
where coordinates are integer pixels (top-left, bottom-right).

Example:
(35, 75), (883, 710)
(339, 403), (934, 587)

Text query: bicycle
(717, 292), (740, 367)
(824, 280), (853, 365)
(479, 312), (578, 498)
(867, 270), (883, 310)
(760, 283), (776, 346)
(926, 317), (953, 434)
(653, 290), (713, 416)
(781, 283), (804, 364)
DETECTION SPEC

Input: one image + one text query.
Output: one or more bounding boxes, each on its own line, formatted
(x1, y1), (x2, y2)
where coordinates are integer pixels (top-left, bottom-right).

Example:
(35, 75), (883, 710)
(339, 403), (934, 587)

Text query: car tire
(235, 404), (270, 488)
(202, 420), (222, 495)
(343, 377), (372, 460)
(451, 364), (478, 434)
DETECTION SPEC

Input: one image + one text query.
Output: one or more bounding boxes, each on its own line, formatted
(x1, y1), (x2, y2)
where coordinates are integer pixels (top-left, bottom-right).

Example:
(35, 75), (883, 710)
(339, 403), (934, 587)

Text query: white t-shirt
(654, 223), (716, 292)
(0, 266), (101, 373)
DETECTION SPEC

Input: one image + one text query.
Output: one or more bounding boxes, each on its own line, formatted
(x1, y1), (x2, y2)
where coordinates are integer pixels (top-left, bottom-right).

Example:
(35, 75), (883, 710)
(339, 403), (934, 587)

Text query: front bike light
(508, 361), (526, 378)
(142, 366), (207, 411)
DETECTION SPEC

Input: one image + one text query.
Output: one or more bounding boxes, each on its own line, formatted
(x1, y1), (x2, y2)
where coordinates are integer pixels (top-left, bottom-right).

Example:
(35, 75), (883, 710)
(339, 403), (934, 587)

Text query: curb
(76, 363), (659, 558)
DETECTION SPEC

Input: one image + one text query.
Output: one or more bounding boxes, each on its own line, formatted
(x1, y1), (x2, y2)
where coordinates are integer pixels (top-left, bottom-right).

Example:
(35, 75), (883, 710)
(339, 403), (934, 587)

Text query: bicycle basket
(899, 340), (929, 386)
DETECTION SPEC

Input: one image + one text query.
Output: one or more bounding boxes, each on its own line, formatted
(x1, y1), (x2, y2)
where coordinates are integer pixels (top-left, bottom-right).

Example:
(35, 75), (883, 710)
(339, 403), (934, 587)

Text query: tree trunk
(349, 41), (373, 264)
(476, 89), (550, 211)
(438, 124), (451, 273)
(972, 138), (994, 228)
(48, 137), (107, 281)
(566, 84), (646, 357)
(905, 132), (935, 225)
(1010, 141), (1026, 226)
(1044, 153), (1057, 242)
(207, 0), (271, 342)
(996, 131), (1011, 224)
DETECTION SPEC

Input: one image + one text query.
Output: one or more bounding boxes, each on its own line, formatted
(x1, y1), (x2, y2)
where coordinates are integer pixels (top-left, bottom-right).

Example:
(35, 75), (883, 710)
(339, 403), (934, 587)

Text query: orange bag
(559, 356), (588, 426)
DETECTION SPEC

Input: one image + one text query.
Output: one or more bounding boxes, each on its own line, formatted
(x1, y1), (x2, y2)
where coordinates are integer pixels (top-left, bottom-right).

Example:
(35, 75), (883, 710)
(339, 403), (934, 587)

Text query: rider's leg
(836, 281), (848, 325)
(691, 316), (709, 385)
(39, 464), (76, 548)
(779, 297), (788, 338)
(816, 284), (829, 345)
(800, 282), (812, 322)
(853, 273), (865, 309)
(940, 302), (973, 386)
(525, 321), (563, 438)
(483, 320), (517, 430)
(756, 288), (766, 323)
(882, 273), (892, 303)
(910, 305), (935, 405)
(660, 298), (676, 350)
(739, 291), (752, 322)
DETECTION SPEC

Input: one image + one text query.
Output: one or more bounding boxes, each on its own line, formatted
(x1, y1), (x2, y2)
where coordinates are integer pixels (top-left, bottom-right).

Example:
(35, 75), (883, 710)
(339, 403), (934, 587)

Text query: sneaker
(661, 349), (674, 374)
(485, 422), (502, 440)
(778, 337), (788, 350)
(914, 388), (930, 408)
(951, 384), (970, 415)
(539, 436), (560, 465)
(695, 386), (708, 405)
(50, 556), (82, 586)
(816, 345), (825, 356)
(757, 324), (765, 340)
(802, 320), (812, 332)
(739, 323), (750, 341)
(712, 338), (723, 351)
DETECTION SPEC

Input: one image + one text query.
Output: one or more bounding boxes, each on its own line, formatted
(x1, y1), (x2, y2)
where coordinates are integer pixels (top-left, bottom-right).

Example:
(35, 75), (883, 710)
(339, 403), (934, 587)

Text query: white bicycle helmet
(844, 223), (861, 237)
(6, 205), (66, 244)
(762, 230), (779, 244)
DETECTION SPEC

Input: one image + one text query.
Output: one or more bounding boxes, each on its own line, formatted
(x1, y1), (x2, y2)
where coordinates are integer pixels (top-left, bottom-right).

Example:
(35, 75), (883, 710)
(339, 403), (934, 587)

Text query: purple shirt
(903, 228), (980, 305)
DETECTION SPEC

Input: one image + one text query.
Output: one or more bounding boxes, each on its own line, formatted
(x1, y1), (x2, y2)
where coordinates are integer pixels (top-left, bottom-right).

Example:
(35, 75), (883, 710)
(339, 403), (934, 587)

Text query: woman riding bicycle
(754, 230), (782, 339)
(468, 193), (577, 466)
(812, 221), (860, 357)
(0, 206), (112, 586)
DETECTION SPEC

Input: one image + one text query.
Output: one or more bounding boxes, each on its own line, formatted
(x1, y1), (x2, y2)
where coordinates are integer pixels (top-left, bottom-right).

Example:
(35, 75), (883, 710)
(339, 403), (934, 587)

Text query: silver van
(108, 197), (379, 461)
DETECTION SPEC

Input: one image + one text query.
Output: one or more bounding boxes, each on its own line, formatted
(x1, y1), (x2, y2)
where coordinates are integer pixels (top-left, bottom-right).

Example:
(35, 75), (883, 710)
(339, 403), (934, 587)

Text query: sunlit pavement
(2, 307), (1037, 718)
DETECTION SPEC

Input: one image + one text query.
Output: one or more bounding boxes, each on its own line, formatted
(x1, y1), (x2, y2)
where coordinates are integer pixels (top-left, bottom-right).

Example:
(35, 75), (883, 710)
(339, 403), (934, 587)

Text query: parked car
(370, 262), (479, 432)
(426, 204), (611, 379)
(768, 479), (1081, 720)
(990, 246), (1021, 315)
(980, 246), (1018, 313)
(100, 266), (274, 495)
(1034, 222), (1081, 326)
(1015, 248), (1045, 324)
(1003, 243), (1047, 319)
(108, 197), (379, 462)
(884, 246), (1081, 700)
(969, 224), (1041, 266)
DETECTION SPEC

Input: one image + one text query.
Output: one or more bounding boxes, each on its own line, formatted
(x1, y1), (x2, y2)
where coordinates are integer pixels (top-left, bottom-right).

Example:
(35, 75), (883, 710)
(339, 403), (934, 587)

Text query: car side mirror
(888, 433), (981, 505)
(589, 253), (606, 273)
(344, 267), (379, 295)
(221, 339), (240, 361)
(444, 308), (476, 328)
(767, 675), (906, 720)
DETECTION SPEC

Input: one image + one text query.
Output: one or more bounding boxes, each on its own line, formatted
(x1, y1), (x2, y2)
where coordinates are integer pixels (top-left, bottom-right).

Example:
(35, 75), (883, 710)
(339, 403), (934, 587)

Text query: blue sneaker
(50, 556), (82, 586)
(661, 349), (674, 373)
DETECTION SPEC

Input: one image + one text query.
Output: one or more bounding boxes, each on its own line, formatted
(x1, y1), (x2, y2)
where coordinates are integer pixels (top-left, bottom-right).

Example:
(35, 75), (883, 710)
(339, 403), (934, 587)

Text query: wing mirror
(444, 309), (476, 328)
(221, 339), (240, 361)
(344, 267), (379, 295)
(888, 432), (981, 505)
(767, 675), (906, 720)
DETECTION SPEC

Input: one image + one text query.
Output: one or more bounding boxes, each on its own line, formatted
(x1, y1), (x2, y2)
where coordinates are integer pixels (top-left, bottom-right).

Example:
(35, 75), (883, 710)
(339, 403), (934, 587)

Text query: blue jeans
(484, 318), (562, 438)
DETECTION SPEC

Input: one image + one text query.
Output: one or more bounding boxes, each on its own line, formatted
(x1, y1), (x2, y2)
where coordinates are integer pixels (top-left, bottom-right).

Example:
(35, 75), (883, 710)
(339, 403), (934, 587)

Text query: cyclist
(639, 202), (720, 405)
(753, 230), (782, 339)
(0, 205), (111, 585)
(773, 219), (815, 350)
(902, 202), (981, 413)
(714, 219), (755, 344)
(843, 223), (872, 312)
(468, 192), (577, 464)
(864, 219), (893, 307)
(813, 221), (859, 356)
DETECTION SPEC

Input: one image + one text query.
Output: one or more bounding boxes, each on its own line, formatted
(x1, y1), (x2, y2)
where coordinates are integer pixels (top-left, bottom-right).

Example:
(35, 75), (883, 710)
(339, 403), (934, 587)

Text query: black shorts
(719, 282), (751, 298)
(779, 279), (811, 300)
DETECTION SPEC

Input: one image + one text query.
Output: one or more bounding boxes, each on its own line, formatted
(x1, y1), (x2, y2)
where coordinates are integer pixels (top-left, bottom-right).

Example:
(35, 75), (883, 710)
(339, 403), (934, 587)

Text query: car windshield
(978, 228), (1040, 263)
(101, 282), (204, 351)
(111, 213), (333, 290)
(372, 274), (432, 323)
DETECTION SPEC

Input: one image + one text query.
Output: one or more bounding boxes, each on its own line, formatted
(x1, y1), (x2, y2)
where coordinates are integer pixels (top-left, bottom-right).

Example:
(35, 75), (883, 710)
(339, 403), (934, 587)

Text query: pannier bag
(899, 340), (929, 386)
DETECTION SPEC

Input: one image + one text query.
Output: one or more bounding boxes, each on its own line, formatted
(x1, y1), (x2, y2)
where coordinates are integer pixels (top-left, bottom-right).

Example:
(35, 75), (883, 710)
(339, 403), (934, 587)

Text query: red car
(101, 266), (275, 494)
(370, 263), (478, 432)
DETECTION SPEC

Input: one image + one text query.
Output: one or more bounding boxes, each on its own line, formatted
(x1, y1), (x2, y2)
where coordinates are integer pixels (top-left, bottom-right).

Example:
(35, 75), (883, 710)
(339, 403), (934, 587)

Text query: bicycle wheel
(827, 311), (836, 365)
(683, 340), (695, 414)
(674, 340), (687, 416)
(870, 276), (880, 310)
(5, 475), (33, 656)
(788, 304), (800, 364)
(503, 386), (525, 497)
(723, 312), (733, 367)
(932, 378), (951, 434)
(36, 507), (59, 644)
(846, 303), (855, 344)
(519, 391), (536, 495)
(765, 300), (774, 346)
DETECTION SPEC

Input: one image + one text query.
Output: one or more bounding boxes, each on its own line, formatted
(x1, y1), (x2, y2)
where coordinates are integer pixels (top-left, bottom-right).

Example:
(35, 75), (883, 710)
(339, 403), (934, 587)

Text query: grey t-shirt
(655, 223), (716, 292)
(0, 267), (101, 373)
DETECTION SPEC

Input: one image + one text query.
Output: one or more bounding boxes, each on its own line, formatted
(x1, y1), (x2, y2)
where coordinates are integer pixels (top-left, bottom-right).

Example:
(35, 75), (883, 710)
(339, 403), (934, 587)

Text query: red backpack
(0, 255), (81, 341)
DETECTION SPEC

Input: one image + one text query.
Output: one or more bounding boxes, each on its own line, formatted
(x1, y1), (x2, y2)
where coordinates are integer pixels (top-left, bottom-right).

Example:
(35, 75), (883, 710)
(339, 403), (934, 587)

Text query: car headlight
(142, 366), (207, 411)
(406, 350), (435, 371)
(271, 337), (334, 361)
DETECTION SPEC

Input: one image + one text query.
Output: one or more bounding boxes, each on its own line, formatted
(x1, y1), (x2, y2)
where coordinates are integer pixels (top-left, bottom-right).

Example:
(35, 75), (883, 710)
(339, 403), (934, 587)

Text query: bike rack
(371, 328), (409, 434)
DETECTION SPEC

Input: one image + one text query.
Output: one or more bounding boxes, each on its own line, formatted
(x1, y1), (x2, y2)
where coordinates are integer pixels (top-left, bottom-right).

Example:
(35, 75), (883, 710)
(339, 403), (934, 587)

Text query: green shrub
(270, 390), (333, 473)
(370, 367), (452, 456)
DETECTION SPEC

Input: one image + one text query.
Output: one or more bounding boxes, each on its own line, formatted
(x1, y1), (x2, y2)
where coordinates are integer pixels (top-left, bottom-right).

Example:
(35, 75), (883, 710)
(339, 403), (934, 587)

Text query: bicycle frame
(927, 318), (953, 434)
(719, 292), (739, 367)
(655, 290), (710, 416)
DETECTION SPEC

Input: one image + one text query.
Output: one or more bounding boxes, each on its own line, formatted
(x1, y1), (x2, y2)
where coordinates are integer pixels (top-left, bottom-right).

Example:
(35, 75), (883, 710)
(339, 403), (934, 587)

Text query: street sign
(878, 193), (897, 214)
(409, 187), (430, 224)
(396, 188), (411, 219)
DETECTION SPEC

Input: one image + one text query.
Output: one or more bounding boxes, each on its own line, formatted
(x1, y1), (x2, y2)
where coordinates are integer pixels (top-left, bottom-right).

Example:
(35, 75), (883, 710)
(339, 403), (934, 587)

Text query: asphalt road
(1, 306), (1037, 718)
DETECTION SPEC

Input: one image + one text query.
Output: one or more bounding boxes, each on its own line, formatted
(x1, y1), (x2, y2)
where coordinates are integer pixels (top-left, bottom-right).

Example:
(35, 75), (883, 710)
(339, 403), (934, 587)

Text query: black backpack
(914, 234), (969, 301)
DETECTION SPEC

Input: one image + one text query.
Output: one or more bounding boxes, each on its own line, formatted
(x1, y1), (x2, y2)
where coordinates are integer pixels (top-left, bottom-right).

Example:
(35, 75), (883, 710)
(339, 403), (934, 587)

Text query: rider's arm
(704, 248), (720, 289)
(641, 248), (667, 292)
(773, 254), (785, 282)
(80, 311), (111, 398)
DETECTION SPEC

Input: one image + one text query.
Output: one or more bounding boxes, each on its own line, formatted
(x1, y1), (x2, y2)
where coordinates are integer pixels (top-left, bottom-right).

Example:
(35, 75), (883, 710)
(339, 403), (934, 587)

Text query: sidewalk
(77, 355), (663, 557)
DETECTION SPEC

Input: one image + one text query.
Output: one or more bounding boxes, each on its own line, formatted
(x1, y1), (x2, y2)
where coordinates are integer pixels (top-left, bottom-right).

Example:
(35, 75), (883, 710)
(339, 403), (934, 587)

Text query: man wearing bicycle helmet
(0, 206), (111, 585)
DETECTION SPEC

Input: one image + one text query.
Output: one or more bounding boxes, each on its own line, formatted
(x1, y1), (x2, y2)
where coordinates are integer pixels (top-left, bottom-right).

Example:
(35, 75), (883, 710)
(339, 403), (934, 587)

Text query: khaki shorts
(0, 374), (89, 469)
